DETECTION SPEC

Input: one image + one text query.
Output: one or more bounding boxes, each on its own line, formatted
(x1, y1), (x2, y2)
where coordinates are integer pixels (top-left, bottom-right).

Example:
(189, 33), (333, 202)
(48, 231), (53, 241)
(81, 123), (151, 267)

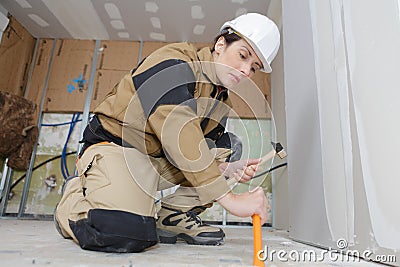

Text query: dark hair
(210, 29), (242, 53)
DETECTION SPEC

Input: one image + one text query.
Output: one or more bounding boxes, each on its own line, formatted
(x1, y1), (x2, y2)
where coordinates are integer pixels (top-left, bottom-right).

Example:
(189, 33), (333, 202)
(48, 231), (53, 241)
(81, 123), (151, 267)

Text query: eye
(251, 67), (256, 73)
(239, 52), (246, 59)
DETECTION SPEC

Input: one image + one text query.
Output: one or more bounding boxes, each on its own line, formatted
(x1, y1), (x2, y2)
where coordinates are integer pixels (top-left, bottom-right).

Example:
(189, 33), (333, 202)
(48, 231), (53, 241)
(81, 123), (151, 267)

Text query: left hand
(218, 158), (261, 182)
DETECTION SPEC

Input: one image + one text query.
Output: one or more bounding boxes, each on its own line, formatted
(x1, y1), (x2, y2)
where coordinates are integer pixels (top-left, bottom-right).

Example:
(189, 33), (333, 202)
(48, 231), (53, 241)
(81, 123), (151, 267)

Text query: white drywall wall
(0, 4), (9, 43)
(282, 0), (333, 246)
(341, 0), (400, 250)
(309, 0), (355, 245)
(267, 0), (289, 230)
(283, 0), (400, 261)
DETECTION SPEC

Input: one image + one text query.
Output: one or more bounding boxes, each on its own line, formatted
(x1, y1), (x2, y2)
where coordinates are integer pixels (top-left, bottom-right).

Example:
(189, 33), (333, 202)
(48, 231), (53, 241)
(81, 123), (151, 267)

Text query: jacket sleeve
(148, 104), (231, 204)
(132, 59), (230, 204)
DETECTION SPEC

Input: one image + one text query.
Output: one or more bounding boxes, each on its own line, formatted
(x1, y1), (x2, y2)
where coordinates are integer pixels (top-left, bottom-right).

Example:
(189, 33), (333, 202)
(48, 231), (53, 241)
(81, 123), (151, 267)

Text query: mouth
(228, 73), (241, 84)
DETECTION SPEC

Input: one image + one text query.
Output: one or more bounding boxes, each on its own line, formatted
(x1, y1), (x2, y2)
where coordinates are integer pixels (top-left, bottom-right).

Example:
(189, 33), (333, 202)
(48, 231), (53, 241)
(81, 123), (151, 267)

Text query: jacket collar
(196, 46), (220, 86)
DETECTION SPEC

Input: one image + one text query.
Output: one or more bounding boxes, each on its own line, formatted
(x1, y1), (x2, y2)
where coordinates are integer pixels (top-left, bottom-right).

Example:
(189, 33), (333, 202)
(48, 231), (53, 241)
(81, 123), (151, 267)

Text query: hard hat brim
(241, 36), (272, 73)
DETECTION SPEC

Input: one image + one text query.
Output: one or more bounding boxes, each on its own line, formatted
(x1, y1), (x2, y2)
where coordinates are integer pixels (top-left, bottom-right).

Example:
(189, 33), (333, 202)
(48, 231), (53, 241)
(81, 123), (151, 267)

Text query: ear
(214, 36), (226, 55)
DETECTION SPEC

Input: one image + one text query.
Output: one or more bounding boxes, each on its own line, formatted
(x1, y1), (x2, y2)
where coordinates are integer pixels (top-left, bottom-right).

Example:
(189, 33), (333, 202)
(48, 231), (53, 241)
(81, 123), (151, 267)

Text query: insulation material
(0, 16), (35, 96)
(8, 125), (38, 170)
(342, 0), (400, 250)
(6, 113), (82, 214)
(0, 91), (37, 170)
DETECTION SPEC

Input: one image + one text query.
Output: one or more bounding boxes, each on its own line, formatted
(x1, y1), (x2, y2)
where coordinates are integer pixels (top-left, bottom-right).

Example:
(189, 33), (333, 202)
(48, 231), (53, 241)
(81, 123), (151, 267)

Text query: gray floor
(0, 218), (383, 267)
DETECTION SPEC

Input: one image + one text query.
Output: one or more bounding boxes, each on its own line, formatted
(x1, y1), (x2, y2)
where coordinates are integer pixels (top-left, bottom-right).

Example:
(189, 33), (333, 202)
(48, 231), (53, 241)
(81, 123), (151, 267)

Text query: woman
(55, 12), (280, 252)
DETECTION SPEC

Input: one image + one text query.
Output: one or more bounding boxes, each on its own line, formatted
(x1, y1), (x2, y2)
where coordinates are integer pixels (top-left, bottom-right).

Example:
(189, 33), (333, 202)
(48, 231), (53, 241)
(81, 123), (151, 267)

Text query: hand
(217, 188), (269, 224)
(218, 158), (261, 182)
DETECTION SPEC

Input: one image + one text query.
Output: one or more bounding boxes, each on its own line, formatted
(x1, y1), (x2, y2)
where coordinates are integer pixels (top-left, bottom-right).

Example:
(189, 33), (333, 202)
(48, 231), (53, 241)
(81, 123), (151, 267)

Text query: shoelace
(185, 210), (203, 225)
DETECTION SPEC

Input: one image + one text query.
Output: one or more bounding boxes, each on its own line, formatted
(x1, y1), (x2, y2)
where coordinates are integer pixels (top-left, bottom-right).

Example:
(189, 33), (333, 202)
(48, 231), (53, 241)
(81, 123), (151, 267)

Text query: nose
(239, 62), (252, 77)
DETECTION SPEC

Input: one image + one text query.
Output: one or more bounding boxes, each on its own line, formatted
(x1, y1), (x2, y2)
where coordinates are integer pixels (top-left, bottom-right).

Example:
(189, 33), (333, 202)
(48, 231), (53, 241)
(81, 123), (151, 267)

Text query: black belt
(79, 115), (128, 156)
(79, 115), (165, 158)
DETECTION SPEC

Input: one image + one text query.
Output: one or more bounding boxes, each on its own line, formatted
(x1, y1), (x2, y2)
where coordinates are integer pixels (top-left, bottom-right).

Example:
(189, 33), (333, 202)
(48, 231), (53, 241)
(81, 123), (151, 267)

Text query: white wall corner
(0, 4), (9, 43)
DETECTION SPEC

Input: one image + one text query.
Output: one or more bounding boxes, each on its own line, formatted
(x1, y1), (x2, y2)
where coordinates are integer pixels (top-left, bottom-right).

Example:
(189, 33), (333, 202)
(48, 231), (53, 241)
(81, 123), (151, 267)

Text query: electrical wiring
(60, 113), (81, 180)
(5, 151), (77, 194)
(9, 113), (82, 186)
(41, 120), (82, 127)
(154, 162), (288, 205)
(252, 162), (287, 179)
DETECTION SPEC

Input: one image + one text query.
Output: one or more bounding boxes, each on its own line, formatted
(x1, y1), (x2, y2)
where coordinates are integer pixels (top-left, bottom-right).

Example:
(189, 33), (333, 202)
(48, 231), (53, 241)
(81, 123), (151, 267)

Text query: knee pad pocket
(69, 208), (158, 253)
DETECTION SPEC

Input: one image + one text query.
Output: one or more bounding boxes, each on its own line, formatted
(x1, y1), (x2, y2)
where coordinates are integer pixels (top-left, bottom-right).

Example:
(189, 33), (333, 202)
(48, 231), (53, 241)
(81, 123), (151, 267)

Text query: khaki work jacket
(94, 42), (233, 203)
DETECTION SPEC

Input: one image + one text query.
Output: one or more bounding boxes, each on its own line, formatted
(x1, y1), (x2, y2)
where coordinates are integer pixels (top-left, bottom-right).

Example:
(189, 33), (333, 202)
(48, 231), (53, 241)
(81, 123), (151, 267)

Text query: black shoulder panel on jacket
(132, 59), (196, 118)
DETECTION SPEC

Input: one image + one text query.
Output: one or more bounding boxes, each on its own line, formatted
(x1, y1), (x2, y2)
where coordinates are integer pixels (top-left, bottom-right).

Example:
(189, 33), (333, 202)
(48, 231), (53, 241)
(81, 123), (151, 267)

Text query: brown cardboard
(192, 42), (213, 50)
(26, 39), (55, 110)
(90, 69), (127, 110)
(0, 16), (35, 96)
(43, 39), (95, 112)
(90, 41), (140, 111)
(229, 72), (271, 119)
(24, 39), (271, 117)
(141, 41), (168, 60)
(97, 40), (140, 71)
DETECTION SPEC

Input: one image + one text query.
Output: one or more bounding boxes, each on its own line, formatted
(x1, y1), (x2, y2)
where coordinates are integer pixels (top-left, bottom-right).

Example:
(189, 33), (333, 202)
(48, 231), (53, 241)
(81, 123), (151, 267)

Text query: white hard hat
(220, 13), (280, 73)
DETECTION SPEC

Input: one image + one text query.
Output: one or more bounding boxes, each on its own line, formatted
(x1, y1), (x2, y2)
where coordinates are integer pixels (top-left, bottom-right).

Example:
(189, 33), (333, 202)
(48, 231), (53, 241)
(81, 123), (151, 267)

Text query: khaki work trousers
(55, 142), (231, 242)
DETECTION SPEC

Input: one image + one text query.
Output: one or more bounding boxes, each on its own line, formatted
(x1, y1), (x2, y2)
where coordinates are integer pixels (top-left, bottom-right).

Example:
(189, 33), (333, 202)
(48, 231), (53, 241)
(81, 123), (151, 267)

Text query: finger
(246, 158), (262, 165)
(234, 172), (242, 182)
(260, 213), (267, 225)
(244, 166), (256, 177)
(240, 167), (254, 180)
(239, 175), (251, 183)
(237, 172), (251, 183)
(251, 165), (258, 172)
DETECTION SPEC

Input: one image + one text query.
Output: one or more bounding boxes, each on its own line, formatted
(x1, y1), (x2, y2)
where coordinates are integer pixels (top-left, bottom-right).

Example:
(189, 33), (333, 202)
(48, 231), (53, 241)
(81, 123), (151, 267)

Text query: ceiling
(1, 0), (271, 43)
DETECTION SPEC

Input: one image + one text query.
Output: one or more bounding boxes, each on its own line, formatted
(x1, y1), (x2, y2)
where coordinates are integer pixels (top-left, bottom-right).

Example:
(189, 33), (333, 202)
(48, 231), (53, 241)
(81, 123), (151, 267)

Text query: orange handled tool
(252, 214), (264, 267)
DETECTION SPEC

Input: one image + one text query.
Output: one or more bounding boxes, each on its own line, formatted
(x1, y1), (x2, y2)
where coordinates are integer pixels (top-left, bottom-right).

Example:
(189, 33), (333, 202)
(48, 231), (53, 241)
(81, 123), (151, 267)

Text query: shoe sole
(157, 229), (224, 246)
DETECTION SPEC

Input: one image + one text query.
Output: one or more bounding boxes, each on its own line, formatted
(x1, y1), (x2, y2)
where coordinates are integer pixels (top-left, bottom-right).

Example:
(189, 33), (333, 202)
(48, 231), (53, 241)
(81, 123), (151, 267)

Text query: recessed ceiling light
(150, 32), (166, 41)
(118, 32), (130, 39)
(104, 3), (122, 19)
(145, 2), (159, 13)
(28, 14), (49, 27)
(193, 25), (206, 35)
(15, 0), (32, 8)
(110, 20), (125, 30)
(191, 5), (204, 19)
(150, 17), (161, 29)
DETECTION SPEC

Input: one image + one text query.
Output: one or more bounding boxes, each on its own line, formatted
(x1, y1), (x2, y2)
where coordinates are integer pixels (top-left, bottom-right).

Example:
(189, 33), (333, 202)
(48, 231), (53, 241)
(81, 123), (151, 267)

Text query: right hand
(218, 158), (261, 183)
(216, 187), (269, 225)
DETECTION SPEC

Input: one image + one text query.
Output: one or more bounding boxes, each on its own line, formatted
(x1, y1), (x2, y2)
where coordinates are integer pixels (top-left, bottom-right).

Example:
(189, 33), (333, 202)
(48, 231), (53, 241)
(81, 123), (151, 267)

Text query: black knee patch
(69, 209), (158, 253)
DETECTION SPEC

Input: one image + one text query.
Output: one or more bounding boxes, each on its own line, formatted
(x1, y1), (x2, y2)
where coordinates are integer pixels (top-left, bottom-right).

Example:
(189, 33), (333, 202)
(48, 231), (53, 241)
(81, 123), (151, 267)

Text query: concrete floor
(0, 218), (383, 267)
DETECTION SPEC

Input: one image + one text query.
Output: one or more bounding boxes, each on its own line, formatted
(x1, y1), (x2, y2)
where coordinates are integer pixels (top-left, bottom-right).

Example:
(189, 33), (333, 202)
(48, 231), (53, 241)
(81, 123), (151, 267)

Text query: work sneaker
(156, 206), (225, 246)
